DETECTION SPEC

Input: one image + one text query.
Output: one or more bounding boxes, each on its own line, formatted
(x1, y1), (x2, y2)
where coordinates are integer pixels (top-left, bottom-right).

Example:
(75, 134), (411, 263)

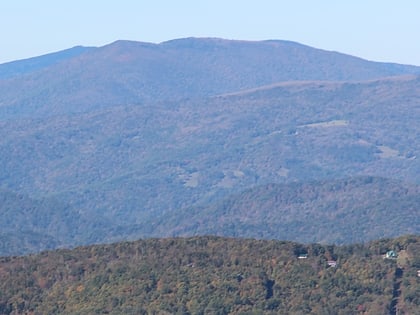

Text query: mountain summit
(0, 38), (419, 255)
(1, 38), (419, 119)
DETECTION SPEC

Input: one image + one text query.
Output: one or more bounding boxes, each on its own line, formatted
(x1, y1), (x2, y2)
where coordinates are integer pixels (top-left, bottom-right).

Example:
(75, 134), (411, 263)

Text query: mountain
(0, 46), (92, 80)
(0, 38), (419, 255)
(1, 38), (420, 119)
(1, 76), (419, 254)
(1, 235), (419, 314)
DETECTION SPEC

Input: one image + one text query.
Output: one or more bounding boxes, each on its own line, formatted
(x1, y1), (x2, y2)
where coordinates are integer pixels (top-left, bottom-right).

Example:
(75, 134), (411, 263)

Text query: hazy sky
(1, 1), (420, 65)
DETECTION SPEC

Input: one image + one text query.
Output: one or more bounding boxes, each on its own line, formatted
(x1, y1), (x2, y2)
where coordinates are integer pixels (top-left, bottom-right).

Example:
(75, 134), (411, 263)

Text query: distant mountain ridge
(0, 46), (93, 79)
(1, 38), (420, 119)
(0, 38), (419, 255)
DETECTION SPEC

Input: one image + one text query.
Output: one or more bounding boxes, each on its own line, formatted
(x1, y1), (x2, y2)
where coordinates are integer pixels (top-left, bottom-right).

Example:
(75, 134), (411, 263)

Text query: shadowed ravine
(390, 267), (403, 315)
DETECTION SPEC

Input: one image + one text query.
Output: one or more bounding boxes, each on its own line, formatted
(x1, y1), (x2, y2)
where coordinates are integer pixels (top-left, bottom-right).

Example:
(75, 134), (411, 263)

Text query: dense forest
(149, 176), (420, 244)
(0, 235), (419, 314)
(1, 176), (419, 256)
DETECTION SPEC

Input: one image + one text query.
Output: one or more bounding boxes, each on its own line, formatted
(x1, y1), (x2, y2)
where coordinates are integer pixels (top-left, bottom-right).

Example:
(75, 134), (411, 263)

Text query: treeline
(0, 235), (419, 314)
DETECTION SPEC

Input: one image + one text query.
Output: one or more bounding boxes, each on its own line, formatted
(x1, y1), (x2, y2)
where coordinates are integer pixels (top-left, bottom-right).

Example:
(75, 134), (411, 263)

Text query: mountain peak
(0, 37), (419, 256)
(1, 37), (420, 120)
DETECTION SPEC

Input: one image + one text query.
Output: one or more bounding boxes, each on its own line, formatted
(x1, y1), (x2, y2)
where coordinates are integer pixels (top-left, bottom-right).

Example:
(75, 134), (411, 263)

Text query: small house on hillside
(298, 253), (308, 259)
(327, 260), (337, 268)
(385, 250), (398, 259)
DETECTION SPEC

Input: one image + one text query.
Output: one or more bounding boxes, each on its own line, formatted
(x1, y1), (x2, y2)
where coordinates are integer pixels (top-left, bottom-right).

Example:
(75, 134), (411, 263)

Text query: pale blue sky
(1, 0), (420, 65)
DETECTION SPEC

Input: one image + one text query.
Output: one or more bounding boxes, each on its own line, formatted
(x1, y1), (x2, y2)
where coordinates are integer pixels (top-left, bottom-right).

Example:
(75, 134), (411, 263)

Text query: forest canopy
(0, 235), (419, 314)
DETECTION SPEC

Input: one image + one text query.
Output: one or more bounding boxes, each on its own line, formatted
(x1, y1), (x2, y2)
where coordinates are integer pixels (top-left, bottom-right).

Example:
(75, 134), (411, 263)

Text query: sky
(1, 0), (420, 65)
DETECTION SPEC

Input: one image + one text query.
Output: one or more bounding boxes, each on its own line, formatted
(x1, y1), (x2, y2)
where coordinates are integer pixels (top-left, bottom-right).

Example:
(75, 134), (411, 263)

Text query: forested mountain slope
(0, 38), (419, 255)
(1, 76), (419, 255)
(0, 236), (419, 314)
(0, 46), (93, 80)
(1, 38), (419, 119)
(148, 177), (420, 244)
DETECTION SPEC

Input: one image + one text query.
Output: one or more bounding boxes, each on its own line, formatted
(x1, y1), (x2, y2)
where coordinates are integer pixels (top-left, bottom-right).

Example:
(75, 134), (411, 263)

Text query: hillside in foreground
(0, 235), (419, 314)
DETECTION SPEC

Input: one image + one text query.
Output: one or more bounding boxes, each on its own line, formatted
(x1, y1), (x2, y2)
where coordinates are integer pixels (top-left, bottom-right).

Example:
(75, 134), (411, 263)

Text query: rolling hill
(0, 235), (419, 314)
